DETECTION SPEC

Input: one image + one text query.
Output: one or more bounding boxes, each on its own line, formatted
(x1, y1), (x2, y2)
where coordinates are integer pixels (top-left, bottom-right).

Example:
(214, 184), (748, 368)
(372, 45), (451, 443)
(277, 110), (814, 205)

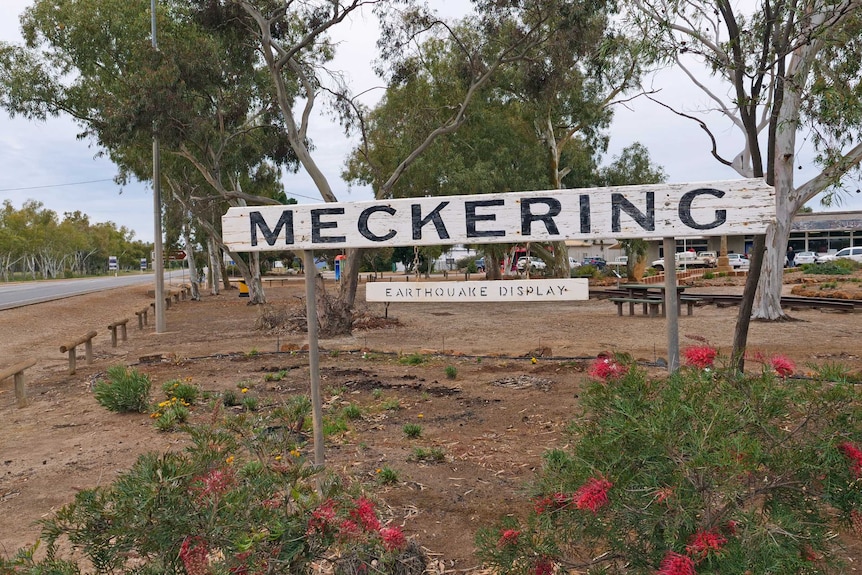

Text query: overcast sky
(2, 0), (860, 244)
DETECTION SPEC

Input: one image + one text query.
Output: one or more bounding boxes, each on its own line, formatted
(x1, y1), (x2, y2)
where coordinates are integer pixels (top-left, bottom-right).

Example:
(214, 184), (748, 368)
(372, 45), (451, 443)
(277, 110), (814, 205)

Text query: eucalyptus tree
(625, 0), (862, 364)
(0, 0), (297, 303)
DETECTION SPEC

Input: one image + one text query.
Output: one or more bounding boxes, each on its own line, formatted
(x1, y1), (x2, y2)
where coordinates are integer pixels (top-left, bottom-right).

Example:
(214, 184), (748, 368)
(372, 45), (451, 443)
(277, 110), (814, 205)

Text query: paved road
(0, 274), (161, 311)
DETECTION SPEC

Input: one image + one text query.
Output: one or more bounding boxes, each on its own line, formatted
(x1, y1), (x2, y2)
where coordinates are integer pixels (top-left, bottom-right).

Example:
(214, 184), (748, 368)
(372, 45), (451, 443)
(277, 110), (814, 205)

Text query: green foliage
(264, 369), (288, 382)
(398, 353), (427, 366)
(342, 404), (363, 420)
(152, 399), (190, 432)
(92, 365), (151, 413)
(323, 417), (348, 436)
(14, 405), (421, 574)
(161, 379), (199, 404)
(409, 447), (446, 463)
(444, 365), (458, 379)
(241, 395), (259, 412)
(377, 466), (400, 486)
(476, 359), (862, 574)
(572, 264), (599, 278)
(222, 390), (239, 407)
(403, 423), (423, 439)
(803, 259), (860, 274)
(381, 399), (401, 412)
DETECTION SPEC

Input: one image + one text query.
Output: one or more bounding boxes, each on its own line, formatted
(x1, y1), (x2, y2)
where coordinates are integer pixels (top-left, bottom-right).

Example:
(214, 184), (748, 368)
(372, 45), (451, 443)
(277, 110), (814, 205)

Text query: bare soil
(2, 272), (862, 570)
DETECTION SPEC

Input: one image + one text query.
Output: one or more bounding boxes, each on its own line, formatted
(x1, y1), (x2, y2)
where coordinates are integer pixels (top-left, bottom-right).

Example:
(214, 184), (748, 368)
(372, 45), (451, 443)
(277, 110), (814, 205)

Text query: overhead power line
(0, 178), (116, 192)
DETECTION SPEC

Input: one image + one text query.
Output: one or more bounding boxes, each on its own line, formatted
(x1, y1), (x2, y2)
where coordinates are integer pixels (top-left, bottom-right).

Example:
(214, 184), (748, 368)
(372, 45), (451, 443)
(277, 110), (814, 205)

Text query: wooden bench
(135, 307), (149, 329)
(0, 358), (36, 408)
(108, 319), (129, 347)
(59, 331), (98, 375)
(679, 296), (701, 316)
(610, 297), (662, 317)
(150, 296), (172, 312)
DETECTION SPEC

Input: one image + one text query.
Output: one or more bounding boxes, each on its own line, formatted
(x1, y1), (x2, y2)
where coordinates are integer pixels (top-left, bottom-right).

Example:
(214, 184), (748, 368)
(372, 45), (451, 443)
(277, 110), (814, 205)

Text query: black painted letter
(311, 208), (346, 244)
(579, 195), (591, 233)
(466, 199), (505, 238)
(520, 198), (561, 236)
(358, 205), (397, 242)
(250, 210), (294, 247)
(612, 192), (655, 232)
(412, 202), (451, 240)
(679, 188), (727, 230)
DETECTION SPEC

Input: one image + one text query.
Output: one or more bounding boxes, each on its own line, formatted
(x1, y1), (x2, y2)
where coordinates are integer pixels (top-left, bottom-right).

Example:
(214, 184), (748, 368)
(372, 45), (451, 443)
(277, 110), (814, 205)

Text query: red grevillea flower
(769, 355), (795, 377)
(682, 345), (717, 369)
(657, 551), (696, 575)
(574, 476), (612, 513)
(685, 530), (727, 561)
(179, 536), (210, 575)
(497, 529), (521, 547)
(307, 499), (337, 534)
(534, 556), (555, 575)
(192, 468), (235, 500)
(350, 497), (381, 531)
(588, 357), (628, 381)
(380, 526), (407, 551)
(839, 442), (862, 477)
(534, 492), (571, 514)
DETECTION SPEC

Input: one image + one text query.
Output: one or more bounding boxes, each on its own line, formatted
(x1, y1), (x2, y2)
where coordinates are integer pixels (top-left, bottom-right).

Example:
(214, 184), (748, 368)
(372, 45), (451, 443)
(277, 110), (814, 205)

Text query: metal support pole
(304, 250), (325, 466)
(663, 237), (680, 372)
(151, 0), (166, 333)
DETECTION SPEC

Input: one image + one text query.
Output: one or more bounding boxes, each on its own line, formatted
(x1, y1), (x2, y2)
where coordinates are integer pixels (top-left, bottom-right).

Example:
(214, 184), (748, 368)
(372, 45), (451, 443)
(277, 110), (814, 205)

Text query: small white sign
(366, 279), (589, 303)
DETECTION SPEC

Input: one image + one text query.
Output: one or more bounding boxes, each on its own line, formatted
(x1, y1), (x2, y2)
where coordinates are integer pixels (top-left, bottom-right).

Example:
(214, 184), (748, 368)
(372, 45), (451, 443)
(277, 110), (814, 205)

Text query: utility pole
(151, 0), (166, 333)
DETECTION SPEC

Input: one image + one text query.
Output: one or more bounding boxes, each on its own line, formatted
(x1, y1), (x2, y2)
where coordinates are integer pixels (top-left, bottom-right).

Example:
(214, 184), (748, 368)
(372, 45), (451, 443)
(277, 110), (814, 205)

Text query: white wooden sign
(366, 279), (589, 302)
(221, 179), (774, 251)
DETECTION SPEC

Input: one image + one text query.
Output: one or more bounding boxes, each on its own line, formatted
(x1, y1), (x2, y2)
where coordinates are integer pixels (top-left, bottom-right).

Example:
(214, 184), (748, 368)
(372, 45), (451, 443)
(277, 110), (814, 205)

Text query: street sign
(366, 279), (589, 302)
(140, 258), (147, 271)
(168, 250), (187, 261)
(108, 256), (118, 271)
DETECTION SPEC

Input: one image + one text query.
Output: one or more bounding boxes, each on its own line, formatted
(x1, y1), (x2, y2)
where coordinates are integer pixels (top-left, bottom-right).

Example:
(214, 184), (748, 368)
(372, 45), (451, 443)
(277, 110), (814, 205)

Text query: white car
(816, 246), (862, 264)
(517, 256), (547, 272)
(793, 251), (817, 265)
(726, 254), (750, 269)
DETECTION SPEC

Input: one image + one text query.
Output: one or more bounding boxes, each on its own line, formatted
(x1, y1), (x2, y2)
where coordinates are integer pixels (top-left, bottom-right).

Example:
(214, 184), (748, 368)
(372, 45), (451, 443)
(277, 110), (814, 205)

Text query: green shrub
(92, 365), (151, 413)
(153, 399), (190, 431)
(3, 411), (422, 574)
(444, 365), (458, 379)
(409, 446), (446, 463)
(803, 259), (860, 274)
(222, 389), (239, 407)
(162, 379), (199, 404)
(398, 353), (426, 366)
(403, 423), (422, 438)
(342, 404), (362, 420)
(377, 465), (400, 485)
(476, 355), (862, 574)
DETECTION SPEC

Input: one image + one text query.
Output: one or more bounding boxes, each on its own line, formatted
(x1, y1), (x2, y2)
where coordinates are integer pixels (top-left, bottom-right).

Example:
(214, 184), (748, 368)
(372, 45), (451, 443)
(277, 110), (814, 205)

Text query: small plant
(323, 416), (348, 436)
(162, 378), (199, 404)
(246, 348), (260, 357)
(274, 395), (312, 433)
(222, 390), (239, 407)
(241, 395), (259, 411)
(444, 365), (458, 379)
(264, 369), (288, 382)
(701, 270), (714, 280)
(409, 446), (446, 463)
(381, 398), (401, 411)
(403, 423), (423, 438)
(92, 365), (152, 413)
(398, 353), (426, 366)
(342, 404), (362, 420)
(151, 397), (190, 431)
(328, 349), (341, 358)
(372, 388), (383, 400)
(377, 466), (400, 485)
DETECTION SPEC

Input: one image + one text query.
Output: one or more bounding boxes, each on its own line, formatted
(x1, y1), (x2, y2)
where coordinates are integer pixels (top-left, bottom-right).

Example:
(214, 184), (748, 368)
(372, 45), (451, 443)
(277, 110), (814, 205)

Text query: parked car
(608, 256), (628, 269)
(568, 256), (581, 269)
(650, 251), (713, 271)
(581, 257), (607, 269)
(816, 246), (862, 264)
(794, 251), (817, 265)
(726, 253), (750, 269)
(475, 257), (485, 272)
(517, 256), (547, 272)
(697, 251), (718, 266)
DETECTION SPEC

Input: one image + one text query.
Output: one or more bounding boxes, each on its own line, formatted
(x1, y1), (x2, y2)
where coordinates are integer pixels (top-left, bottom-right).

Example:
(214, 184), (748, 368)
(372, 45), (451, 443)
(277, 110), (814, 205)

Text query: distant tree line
(0, 199), (151, 281)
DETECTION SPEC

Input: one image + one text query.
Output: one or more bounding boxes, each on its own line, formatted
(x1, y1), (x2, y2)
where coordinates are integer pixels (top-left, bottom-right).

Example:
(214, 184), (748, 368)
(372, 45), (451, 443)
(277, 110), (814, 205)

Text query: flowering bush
(587, 353), (629, 381)
(1, 407), (426, 575)
(476, 359), (862, 574)
(681, 345), (717, 369)
(92, 365), (151, 413)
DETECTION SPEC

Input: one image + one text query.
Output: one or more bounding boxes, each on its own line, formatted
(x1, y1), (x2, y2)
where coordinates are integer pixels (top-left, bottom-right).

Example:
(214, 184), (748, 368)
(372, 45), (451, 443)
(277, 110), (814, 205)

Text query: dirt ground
(1, 271), (862, 571)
